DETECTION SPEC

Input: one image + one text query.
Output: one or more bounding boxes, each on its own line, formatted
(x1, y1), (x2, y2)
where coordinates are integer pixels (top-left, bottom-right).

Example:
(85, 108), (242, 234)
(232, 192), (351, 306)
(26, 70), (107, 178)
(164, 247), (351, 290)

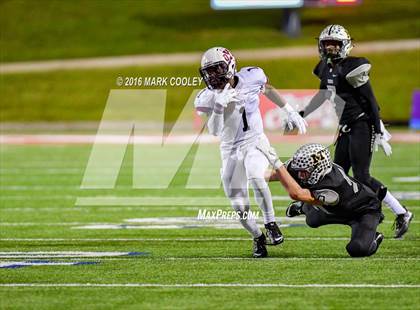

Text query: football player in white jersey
(194, 47), (307, 257)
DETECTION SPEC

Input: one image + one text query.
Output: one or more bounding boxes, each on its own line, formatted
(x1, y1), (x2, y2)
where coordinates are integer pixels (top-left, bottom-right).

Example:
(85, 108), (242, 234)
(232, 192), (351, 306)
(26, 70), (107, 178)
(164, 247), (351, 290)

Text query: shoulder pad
(313, 60), (326, 80)
(237, 67), (267, 86)
(313, 189), (339, 206)
(194, 88), (214, 113)
(341, 57), (371, 88)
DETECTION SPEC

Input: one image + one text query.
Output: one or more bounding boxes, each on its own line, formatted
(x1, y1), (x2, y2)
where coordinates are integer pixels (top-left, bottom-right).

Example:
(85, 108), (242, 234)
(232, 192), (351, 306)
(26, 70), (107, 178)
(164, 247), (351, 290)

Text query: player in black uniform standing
(299, 25), (412, 238)
(258, 143), (384, 257)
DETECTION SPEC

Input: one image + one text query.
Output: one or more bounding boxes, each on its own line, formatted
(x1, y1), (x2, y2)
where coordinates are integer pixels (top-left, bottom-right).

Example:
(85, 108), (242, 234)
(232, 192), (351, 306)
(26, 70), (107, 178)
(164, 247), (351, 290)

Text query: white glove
(284, 103), (308, 134)
(214, 83), (241, 111)
(374, 133), (392, 156)
(380, 120), (392, 142)
(256, 144), (283, 170)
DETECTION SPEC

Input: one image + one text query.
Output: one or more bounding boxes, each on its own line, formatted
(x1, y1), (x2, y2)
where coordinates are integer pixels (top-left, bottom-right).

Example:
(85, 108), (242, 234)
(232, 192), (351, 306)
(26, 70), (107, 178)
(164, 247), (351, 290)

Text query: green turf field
(1, 0), (419, 62)
(0, 141), (419, 309)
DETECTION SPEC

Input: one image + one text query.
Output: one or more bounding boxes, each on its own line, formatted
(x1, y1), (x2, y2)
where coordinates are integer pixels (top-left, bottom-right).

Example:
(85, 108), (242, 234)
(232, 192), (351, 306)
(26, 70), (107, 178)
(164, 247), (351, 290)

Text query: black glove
(289, 201), (304, 208)
(286, 201), (304, 217)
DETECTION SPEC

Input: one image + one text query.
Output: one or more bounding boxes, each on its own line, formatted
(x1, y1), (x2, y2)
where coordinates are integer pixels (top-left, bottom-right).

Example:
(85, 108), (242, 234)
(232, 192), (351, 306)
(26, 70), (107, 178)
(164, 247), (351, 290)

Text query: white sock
(249, 178), (276, 224)
(230, 197), (262, 238)
(383, 191), (406, 215)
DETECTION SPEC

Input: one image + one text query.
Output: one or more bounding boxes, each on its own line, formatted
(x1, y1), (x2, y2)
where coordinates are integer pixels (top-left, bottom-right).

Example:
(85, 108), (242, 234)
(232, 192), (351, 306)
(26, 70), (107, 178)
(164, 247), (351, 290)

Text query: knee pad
(346, 240), (370, 257)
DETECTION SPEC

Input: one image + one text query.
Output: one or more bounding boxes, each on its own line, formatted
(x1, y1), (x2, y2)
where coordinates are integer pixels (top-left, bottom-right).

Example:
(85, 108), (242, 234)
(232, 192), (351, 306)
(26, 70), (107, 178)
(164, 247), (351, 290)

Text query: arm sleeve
(355, 81), (381, 133)
(264, 84), (288, 108)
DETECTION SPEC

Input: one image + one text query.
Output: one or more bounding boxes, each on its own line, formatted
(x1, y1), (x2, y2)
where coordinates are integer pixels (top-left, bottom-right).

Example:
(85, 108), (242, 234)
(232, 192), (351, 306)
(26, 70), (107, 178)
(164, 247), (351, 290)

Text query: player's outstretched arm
(256, 144), (320, 204)
(272, 166), (319, 204)
(264, 84), (288, 108)
(264, 84), (308, 134)
(301, 90), (327, 118)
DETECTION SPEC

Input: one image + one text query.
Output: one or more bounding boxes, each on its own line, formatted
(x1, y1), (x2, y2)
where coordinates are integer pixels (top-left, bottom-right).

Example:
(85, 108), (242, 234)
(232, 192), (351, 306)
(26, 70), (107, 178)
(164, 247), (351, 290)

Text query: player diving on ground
(194, 46), (307, 258)
(259, 143), (384, 257)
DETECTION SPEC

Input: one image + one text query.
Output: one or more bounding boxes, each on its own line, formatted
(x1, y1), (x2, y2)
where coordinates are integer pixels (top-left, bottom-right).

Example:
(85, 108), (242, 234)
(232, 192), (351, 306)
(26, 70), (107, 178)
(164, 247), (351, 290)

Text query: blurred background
(0, 0), (419, 129)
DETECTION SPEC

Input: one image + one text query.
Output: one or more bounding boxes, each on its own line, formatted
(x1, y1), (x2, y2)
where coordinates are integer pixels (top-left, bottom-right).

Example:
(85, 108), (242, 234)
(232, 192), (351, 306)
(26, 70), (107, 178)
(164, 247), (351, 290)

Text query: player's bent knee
(230, 197), (248, 211)
(346, 240), (370, 257)
(305, 216), (322, 228)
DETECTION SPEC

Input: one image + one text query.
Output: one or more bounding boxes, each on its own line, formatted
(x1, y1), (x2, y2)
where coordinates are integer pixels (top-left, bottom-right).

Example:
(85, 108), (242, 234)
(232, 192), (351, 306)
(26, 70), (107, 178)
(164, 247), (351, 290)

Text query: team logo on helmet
(199, 47), (236, 90)
(318, 24), (353, 61)
(290, 143), (332, 185)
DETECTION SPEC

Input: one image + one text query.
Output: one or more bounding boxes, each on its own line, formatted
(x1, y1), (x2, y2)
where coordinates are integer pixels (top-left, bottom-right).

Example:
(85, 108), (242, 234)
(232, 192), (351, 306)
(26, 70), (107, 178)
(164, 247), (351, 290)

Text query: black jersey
(313, 57), (381, 132)
(287, 162), (380, 216)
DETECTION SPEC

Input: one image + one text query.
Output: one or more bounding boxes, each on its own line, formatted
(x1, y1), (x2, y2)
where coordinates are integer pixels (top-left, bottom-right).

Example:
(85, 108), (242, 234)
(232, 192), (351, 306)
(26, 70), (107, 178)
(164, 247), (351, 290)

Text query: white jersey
(194, 66), (267, 151)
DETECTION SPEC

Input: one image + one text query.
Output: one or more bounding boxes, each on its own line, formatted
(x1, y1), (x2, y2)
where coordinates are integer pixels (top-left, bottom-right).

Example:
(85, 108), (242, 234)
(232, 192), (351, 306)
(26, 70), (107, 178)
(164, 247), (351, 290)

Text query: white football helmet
(199, 47), (236, 90)
(318, 25), (353, 61)
(290, 143), (332, 185)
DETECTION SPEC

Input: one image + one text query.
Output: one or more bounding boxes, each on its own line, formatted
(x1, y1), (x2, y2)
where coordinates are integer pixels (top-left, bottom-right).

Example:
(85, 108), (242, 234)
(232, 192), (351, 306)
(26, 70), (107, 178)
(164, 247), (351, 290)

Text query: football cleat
(286, 201), (304, 218)
(264, 222), (284, 245)
(253, 233), (268, 258)
(393, 209), (413, 239)
(370, 232), (384, 256)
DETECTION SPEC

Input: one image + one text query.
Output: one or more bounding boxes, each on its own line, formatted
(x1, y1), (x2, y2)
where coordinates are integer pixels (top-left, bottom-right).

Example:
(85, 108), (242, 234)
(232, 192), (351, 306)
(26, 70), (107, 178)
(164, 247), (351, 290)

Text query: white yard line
(1, 39), (419, 73)
(1, 132), (419, 145)
(0, 237), (418, 242)
(0, 283), (418, 288)
(63, 257), (420, 261)
(0, 261), (96, 268)
(0, 237), (343, 241)
(0, 196), (75, 200)
(0, 219), (418, 227)
(73, 192), (420, 206)
(17, 257), (418, 262)
(393, 176), (420, 183)
(0, 251), (145, 259)
(0, 222), (107, 226)
(1, 206), (420, 212)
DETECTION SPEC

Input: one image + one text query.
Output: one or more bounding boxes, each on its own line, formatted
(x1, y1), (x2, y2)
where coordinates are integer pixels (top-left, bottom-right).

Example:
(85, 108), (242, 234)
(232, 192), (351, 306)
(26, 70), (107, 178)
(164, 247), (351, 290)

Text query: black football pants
(302, 203), (382, 257)
(334, 121), (385, 197)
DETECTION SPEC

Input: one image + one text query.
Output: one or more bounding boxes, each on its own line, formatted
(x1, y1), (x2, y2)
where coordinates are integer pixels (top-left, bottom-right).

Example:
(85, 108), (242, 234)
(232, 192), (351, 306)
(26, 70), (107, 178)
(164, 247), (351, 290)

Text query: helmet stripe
(328, 25), (334, 36)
